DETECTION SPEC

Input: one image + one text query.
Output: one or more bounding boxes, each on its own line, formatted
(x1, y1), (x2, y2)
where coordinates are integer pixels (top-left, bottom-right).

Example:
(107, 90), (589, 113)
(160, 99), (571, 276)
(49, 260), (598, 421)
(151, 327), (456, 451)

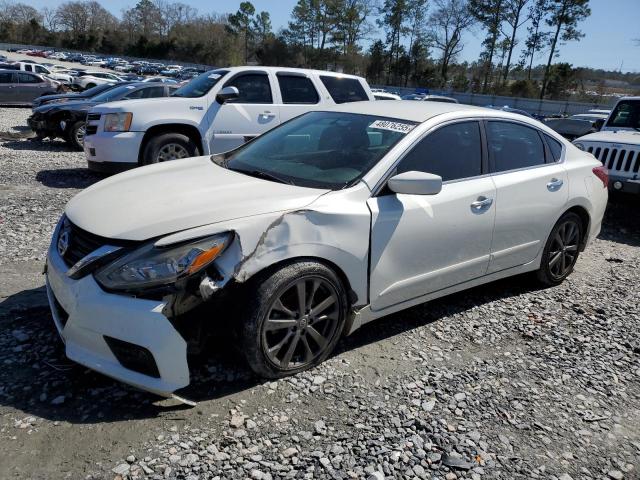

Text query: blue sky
(29, 0), (640, 72)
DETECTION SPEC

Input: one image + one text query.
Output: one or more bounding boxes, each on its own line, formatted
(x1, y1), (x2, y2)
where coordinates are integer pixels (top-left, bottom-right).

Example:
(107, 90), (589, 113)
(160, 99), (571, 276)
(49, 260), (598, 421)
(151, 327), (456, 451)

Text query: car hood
(91, 96), (183, 113)
(576, 130), (640, 144)
(65, 156), (329, 241)
(34, 101), (96, 115)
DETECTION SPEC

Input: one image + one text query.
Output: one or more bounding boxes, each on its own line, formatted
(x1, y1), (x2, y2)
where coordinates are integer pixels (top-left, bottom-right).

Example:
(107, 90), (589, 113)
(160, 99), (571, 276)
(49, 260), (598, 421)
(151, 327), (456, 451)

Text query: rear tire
(141, 133), (200, 165)
(239, 262), (348, 379)
(66, 121), (85, 150)
(535, 212), (583, 286)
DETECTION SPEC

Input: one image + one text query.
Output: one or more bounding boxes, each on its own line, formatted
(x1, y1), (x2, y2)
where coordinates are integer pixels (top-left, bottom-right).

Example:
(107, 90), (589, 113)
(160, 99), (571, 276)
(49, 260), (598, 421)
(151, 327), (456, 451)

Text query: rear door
(486, 120), (569, 273)
(17, 72), (48, 102)
(207, 70), (280, 153)
(0, 71), (15, 103)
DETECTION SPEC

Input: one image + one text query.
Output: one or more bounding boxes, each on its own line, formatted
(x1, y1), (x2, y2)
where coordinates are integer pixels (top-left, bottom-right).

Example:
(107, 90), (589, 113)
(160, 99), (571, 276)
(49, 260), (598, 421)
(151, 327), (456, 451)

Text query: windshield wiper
(229, 168), (293, 185)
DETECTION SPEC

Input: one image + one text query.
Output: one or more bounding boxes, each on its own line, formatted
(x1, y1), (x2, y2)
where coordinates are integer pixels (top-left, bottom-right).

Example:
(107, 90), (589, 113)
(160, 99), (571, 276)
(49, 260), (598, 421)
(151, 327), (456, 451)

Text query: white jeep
(573, 97), (640, 194)
(83, 66), (374, 173)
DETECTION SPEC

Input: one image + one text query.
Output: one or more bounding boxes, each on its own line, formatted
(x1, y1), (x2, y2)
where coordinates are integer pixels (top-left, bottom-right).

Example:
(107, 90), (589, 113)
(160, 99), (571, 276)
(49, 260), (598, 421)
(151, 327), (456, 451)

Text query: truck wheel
(142, 133), (200, 165)
(66, 121), (86, 150)
(239, 261), (348, 379)
(535, 212), (583, 286)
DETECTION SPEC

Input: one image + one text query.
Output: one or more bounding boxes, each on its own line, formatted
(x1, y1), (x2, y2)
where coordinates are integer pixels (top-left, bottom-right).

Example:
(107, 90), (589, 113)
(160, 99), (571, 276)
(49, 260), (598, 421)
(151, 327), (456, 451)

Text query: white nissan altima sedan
(45, 101), (608, 397)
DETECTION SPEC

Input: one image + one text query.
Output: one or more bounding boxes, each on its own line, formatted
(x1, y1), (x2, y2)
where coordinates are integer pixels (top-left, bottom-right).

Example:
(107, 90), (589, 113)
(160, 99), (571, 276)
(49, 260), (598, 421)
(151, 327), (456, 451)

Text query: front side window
(320, 76), (368, 104)
(172, 70), (228, 98)
(396, 121), (482, 182)
(217, 111), (416, 189)
(18, 73), (41, 84)
(606, 100), (640, 130)
(277, 74), (319, 104)
(486, 121), (545, 172)
(224, 73), (272, 104)
(0, 72), (13, 83)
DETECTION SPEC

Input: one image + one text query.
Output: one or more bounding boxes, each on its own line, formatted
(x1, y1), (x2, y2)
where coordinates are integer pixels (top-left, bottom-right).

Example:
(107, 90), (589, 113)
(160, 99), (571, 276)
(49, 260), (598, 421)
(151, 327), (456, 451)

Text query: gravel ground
(0, 106), (638, 480)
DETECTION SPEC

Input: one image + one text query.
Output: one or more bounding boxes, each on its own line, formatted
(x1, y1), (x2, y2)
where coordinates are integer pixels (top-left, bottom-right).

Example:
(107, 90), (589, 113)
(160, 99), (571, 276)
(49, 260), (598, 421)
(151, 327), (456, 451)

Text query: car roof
(328, 100), (487, 123)
(212, 65), (365, 80)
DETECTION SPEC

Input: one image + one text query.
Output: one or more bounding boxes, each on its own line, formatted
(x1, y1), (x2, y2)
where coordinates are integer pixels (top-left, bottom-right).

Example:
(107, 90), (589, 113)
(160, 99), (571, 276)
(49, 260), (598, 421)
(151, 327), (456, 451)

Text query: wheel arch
(563, 204), (591, 251)
(138, 123), (204, 164)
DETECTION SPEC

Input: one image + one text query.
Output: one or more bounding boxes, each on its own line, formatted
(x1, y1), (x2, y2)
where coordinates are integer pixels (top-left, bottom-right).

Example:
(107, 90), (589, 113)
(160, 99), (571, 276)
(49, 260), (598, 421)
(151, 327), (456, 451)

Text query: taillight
(592, 166), (608, 188)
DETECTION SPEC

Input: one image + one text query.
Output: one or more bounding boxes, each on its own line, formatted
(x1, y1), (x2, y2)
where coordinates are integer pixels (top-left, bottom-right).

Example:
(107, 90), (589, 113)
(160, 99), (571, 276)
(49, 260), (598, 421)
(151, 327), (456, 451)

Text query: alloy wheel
(262, 276), (341, 370)
(157, 143), (190, 162)
(548, 219), (580, 279)
(75, 124), (85, 146)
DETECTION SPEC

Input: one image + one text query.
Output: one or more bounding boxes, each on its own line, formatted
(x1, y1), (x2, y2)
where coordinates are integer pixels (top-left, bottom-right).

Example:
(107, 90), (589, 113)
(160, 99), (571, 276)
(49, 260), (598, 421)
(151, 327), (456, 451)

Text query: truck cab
(573, 97), (640, 194)
(84, 66), (375, 173)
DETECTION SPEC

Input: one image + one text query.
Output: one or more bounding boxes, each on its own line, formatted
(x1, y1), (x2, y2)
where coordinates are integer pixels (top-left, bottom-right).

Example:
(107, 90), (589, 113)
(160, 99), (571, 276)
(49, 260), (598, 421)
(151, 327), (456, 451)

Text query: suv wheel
(240, 262), (348, 378)
(142, 133), (200, 165)
(66, 121), (85, 150)
(536, 212), (583, 286)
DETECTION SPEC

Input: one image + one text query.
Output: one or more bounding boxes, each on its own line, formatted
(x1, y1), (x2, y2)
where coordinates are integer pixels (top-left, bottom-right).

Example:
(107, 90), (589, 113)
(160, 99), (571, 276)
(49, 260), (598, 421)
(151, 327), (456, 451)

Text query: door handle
(260, 112), (276, 119)
(470, 196), (493, 212)
(547, 178), (564, 191)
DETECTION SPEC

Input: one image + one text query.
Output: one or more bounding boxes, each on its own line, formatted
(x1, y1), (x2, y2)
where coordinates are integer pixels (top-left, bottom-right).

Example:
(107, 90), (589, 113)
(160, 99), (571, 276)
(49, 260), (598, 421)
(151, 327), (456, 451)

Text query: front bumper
(84, 130), (143, 172)
(45, 233), (190, 397)
(27, 114), (63, 137)
(609, 174), (640, 195)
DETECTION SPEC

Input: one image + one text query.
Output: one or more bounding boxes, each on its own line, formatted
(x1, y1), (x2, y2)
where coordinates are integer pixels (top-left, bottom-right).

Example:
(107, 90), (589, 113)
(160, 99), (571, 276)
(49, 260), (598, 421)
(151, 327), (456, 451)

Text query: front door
(368, 121), (496, 311)
(17, 72), (48, 102)
(484, 121), (569, 273)
(207, 71), (280, 154)
(0, 71), (15, 103)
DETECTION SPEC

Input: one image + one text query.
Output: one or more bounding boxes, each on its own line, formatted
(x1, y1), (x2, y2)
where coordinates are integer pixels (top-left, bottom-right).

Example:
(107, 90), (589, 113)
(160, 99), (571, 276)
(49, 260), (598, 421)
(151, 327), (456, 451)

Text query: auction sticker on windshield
(369, 119), (416, 134)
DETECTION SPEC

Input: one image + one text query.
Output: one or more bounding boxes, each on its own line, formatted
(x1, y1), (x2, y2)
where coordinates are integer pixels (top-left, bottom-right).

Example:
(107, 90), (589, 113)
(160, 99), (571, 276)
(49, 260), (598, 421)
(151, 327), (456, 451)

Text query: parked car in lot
(374, 91), (401, 100)
(0, 70), (60, 105)
(32, 82), (130, 110)
(46, 101), (608, 397)
(544, 113), (607, 140)
(29, 82), (176, 149)
(573, 97), (640, 194)
(72, 71), (124, 90)
(84, 66), (375, 172)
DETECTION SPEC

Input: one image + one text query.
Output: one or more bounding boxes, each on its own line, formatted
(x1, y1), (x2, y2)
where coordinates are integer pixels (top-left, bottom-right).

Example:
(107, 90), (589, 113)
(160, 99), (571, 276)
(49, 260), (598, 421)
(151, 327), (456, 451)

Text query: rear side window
(18, 73), (41, 83)
(486, 121), (545, 172)
(225, 73), (272, 104)
(397, 121), (482, 182)
(320, 76), (368, 104)
(544, 134), (563, 162)
(0, 72), (13, 83)
(277, 74), (319, 104)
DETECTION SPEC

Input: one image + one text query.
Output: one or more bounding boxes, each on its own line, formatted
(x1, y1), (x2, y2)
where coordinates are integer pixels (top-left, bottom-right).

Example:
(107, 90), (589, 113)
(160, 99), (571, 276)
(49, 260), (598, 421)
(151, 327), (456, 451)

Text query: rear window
(320, 76), (368, 104)
(606, 100), (640, 129)
(277, 74), (319, 104)
(544, 134), (563, 162)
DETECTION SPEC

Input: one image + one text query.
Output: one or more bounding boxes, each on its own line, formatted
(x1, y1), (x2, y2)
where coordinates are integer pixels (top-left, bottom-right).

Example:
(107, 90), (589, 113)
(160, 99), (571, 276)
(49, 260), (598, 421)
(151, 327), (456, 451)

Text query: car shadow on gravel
(36, 168), (104, 189)
(1, 138), (75, 151)
(0, 272), (542, 426)
(598, 194), (640, 247)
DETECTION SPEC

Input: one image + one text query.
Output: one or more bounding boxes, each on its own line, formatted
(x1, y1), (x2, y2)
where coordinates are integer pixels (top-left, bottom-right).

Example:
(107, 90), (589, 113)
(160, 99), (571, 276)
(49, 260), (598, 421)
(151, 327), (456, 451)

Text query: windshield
(84, 83), (114, 97)
(216, 111), (416, 190)
(172, 70), (228, 98)
(606, 100), (640, 130)
(91, 85), (137, 103)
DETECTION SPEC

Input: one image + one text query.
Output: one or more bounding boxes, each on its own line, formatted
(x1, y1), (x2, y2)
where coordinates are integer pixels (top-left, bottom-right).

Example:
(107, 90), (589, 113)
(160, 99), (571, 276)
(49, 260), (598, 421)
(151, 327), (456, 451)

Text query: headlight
(104, 112), (133, 132)
(94, 232), (231, 291)
(573, 142), (585, 151)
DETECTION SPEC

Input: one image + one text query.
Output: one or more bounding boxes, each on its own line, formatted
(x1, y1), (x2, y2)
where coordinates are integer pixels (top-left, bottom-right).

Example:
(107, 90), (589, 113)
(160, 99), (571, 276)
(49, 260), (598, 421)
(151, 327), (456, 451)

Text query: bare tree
(429, 0), (476, 85)
(501, 0), (530, 83)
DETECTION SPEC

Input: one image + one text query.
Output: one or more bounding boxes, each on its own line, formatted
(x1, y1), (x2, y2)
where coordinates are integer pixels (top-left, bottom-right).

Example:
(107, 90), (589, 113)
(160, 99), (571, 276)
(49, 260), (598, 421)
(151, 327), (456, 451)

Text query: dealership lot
(0, 106), (639, 479)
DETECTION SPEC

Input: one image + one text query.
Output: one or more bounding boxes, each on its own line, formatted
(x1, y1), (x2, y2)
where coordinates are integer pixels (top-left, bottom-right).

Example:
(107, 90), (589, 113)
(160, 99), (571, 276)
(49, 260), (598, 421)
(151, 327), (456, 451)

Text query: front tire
(535, 212), (583, 286)
(66, 121), (85, 150)
(239, 262), (348, 379)
(141, 133), (200, 165)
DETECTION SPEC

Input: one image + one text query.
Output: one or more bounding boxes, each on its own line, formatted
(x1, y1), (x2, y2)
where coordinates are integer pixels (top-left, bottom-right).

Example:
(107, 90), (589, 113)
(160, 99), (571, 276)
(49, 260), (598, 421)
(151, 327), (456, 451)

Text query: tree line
(0, 0), (622, 100)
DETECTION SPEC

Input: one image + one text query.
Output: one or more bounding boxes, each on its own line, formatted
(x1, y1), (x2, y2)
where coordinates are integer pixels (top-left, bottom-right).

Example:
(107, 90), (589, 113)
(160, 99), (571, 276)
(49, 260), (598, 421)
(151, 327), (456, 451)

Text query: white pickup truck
(573, 97), (640, 195)
(83, 66), (375, 173)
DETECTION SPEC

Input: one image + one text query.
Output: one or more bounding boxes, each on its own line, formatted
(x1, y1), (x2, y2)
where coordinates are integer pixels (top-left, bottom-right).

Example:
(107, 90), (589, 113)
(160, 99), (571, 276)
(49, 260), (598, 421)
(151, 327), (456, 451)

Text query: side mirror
(387, 171), (443, 195)
(593, 118), (605, 131)
(216, 86), (239, 104)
